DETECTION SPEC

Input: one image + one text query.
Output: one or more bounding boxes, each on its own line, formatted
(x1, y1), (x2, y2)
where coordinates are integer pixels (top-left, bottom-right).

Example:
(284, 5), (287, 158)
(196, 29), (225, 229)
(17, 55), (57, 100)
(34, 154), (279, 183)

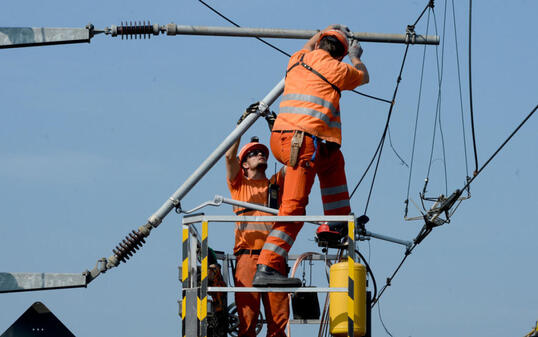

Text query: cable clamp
(405, 25), (416, 45)
(170, 197), (182, 213)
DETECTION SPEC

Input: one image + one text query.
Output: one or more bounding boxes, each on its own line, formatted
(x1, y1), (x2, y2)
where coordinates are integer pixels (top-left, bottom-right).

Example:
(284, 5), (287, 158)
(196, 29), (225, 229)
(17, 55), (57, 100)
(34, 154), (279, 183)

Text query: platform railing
(180, 214), (357, 337)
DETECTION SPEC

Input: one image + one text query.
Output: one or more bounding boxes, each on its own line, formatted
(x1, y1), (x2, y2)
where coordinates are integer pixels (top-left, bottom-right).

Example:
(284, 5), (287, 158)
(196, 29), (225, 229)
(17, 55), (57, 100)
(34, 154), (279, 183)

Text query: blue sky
(1, 1), (537, 336)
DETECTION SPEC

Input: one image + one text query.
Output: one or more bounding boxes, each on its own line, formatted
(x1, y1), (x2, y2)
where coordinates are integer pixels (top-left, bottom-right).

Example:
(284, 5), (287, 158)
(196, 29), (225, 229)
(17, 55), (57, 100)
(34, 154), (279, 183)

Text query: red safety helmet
(317, 29), (349, 58)
(238, 136), (269, 164)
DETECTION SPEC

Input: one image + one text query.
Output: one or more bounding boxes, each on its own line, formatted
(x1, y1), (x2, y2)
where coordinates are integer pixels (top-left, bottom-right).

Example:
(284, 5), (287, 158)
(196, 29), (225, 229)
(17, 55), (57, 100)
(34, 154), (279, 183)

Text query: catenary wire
(451, 0), (470, 178)
(461, 104), (537, 191)
(405, 8), (432, 215)
(198, 0), (392, 104)
(438, 0), (449, 195)
(468, 0), (479, 175)
(363, 44), (410, 215)
(351, 0), (435, 203)
(413, 0), (436, 27)
(372, 247), (414, 307)
(198, 0), (292, 57)
(424, 4), (449, 196)
(375, 104), (537, 306)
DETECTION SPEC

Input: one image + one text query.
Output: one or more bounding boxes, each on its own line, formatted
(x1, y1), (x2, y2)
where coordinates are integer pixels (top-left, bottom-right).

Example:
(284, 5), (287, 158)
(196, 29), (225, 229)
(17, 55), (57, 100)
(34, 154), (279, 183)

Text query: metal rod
(359, 229), (413, 249)
(215, 195), (279, 215)
(182, 215), (355, 225)
(148, 79), (284, 228)
(207, 287), (346, 293)
(163, 24), (439, 45)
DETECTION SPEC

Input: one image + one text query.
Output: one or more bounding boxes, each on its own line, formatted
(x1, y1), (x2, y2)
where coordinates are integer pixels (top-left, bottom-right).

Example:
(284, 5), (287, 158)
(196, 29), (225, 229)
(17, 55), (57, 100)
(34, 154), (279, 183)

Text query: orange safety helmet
(317, 29), (349, 57)
(238, 136), (269, 163)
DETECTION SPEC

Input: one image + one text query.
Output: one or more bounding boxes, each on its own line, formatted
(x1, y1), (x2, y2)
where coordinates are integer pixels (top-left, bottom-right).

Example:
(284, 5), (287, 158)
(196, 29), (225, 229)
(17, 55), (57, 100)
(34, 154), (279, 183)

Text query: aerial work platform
(179, 214), (367, 337)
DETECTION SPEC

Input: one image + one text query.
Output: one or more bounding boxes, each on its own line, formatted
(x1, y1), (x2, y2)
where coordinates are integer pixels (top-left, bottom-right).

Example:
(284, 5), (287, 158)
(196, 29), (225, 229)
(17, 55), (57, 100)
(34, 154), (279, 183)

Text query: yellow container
(329, 261), (366, 336)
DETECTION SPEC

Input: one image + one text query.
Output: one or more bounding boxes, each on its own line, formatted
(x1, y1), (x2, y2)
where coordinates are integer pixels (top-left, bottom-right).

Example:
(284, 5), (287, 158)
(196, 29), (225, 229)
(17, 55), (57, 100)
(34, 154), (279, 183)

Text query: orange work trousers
(258, 131), (351, 273)
(234, 253), (289, 337)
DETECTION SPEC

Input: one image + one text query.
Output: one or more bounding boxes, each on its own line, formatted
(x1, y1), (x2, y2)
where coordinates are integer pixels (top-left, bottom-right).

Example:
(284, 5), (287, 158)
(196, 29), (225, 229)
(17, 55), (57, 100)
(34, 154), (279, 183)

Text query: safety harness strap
(286, 54), (341, 97)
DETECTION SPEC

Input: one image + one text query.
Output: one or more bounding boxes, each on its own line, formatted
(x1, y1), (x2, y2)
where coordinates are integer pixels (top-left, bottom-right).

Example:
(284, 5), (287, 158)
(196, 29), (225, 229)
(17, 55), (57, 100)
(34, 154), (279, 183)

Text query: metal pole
(359, 229), (413, 249)
(0, 27), (92, 49)
(148, 79), (284, 227)
(159, 25), (439, 45)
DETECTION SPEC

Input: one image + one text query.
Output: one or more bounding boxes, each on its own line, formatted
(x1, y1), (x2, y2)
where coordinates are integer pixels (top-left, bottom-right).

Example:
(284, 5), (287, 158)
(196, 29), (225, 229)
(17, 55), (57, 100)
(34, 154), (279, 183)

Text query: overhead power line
(197, 0), (392, 104)
(468, 0), (479, 175)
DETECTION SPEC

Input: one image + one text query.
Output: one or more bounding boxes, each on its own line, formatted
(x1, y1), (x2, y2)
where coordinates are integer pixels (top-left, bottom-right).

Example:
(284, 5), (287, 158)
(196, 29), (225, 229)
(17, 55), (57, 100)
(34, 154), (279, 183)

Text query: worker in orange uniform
(253, 25), (370, 287)
(225, 103), (289, 337)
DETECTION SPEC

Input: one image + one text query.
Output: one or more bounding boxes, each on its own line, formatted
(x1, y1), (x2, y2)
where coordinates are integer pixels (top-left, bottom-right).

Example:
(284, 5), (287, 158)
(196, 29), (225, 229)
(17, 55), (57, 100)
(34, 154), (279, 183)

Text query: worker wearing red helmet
(253, 25), (370, 287)
(225, 105), (288, 336)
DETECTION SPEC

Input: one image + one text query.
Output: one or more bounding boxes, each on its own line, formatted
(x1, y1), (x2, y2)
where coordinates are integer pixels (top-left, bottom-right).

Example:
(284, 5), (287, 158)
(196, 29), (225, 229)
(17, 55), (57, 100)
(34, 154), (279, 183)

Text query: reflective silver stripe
(236, 223), (272, 232)
(321, 184), (349, 196)
(279, 106), (341, 129)
(261, 242), (288, 259)
(323, 199), (351, 211)
(268, 229), (294, 246)
(282, 93), (339, 116)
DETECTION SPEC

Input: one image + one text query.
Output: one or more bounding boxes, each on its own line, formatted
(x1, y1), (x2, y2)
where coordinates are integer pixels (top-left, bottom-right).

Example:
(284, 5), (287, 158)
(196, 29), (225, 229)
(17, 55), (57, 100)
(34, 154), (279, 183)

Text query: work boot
(252, 264), (302, 287)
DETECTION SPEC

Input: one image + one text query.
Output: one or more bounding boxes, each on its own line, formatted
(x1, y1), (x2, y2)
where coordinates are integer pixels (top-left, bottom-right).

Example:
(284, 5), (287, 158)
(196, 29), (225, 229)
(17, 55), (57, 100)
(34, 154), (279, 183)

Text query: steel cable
(451, 0), (471, 178)
(405, 8), (432, 214)
(425, 4), (449, 196)
(468, 0), (479, 175)
(461, 104), (537, 191)
(363, 44), (410, 215)
(350, 0), (436, 203)
(198, 0), (391, 104)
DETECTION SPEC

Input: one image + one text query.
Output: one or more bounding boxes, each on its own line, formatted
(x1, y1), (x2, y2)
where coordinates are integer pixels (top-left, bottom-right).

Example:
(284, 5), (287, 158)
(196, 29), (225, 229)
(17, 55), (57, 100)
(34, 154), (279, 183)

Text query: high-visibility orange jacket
(227, 171), (284, 253)
(273, 48), (366, 145)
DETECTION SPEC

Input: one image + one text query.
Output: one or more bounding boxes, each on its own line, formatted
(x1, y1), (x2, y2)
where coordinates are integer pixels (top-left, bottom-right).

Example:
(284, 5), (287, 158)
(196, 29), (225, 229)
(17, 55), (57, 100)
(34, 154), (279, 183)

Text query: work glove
(264, 111), (277, 131)
(237, 102), (261, 125)
(348, 38), (363, 59)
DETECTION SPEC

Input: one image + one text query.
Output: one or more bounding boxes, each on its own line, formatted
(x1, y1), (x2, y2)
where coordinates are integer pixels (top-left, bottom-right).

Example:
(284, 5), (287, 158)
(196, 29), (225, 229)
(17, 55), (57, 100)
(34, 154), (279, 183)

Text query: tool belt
(234, 249), (261, 256)
(273, 130), (340, 167)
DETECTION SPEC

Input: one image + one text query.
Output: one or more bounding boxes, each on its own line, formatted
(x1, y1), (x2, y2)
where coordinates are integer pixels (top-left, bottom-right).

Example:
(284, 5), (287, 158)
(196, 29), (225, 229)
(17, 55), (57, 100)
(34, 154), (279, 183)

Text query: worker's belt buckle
(289, 131), (304, 168)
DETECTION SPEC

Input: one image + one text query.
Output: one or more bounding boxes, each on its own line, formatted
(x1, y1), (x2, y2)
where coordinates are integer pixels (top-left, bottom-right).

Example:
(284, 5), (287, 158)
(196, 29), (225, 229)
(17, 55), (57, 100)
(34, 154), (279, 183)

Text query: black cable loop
(405, 8), (432, 216)
(355, 249), (377, 304)
(468, 0), (479, 175)
(451, 0), (470, 178)
(363, 44), (411, 214)
(387, 127), (409, 167)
